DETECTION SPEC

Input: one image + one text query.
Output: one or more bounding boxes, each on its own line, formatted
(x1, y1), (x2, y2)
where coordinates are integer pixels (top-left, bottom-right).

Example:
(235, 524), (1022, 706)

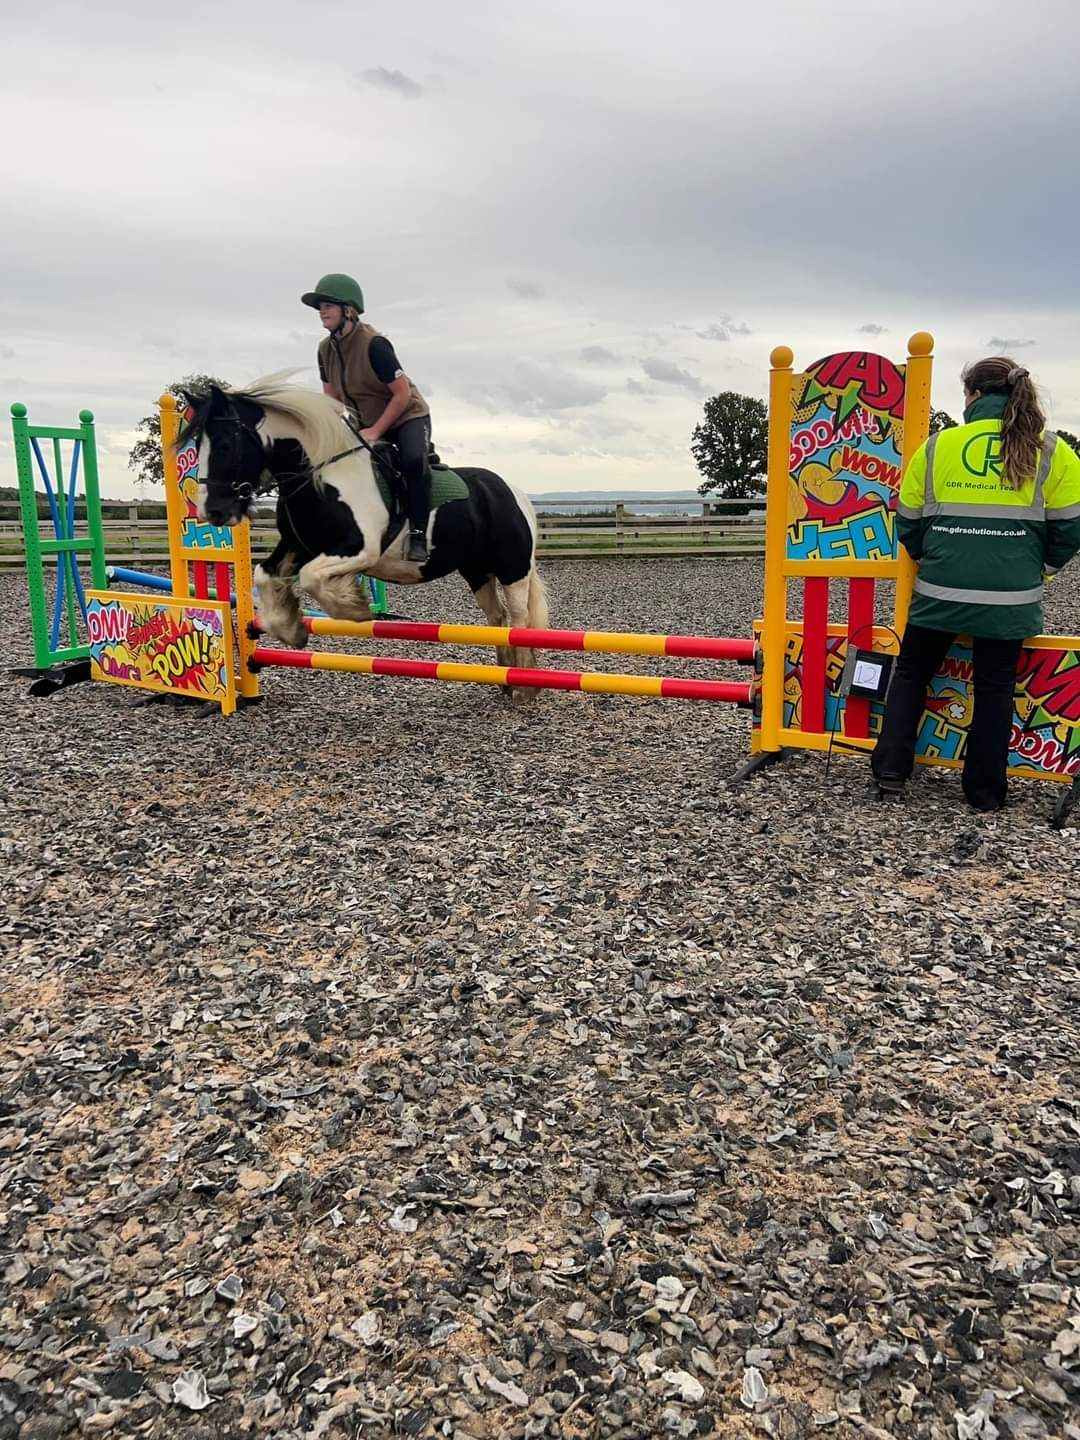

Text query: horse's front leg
(254, 545), (308, 648)
(298, 553), (374, 623)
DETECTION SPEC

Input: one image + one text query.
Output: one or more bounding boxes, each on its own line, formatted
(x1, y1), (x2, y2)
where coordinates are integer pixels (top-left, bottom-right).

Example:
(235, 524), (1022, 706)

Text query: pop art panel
(775, 630), (1080, 783)
(914, 641), (1080, 782)
(788, 351), (906, 564)
(173, 410), (239, 552)
(85, 592), (236, 714)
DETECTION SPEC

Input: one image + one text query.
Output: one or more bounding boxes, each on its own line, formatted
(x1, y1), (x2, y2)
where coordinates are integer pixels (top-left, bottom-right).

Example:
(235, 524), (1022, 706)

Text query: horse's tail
(512, 486), (550, 629)
(526, 564), (549, 629)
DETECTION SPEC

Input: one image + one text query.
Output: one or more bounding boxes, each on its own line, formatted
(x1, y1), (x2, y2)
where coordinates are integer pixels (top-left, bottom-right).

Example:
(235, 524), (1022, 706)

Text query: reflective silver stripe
(1047, 499), (1080, 520)
(921, 430), (1057, 519)
(924, 431), (939, 505)
(925, 502), (1044, 521)
(1035, 432), (1056, 508)
(914, 578), (1043, 605)
(897, 501), (922, 519)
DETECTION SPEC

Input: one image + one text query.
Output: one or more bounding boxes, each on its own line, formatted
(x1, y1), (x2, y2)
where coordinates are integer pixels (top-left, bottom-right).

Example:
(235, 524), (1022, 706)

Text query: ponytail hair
(962, 355), (1046, 489)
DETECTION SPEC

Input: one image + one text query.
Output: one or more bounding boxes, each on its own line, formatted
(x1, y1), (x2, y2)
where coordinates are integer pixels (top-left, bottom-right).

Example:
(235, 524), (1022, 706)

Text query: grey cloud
(696, 317), (751, 341)
(641, 357), (704, 395)
(530, 434), (602, 456)
(858, 323), (888, 336)
(581, 345), (620, 364)
(507, 278), (546, 300)
(986, 336), (1036, 349)
(5, 1), (1080, 500)
(354, 67), (425, 99)
(463, 361), (605, 416)
(0, 344), (14, 360)
(530, 412), (659, 459)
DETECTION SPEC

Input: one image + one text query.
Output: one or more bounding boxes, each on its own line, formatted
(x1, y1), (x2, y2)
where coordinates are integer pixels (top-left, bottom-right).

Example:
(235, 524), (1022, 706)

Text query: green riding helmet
(301, 273), (365, 312)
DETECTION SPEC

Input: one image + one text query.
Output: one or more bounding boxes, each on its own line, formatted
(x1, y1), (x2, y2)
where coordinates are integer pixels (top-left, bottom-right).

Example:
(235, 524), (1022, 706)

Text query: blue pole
(107, 565), (175, 594)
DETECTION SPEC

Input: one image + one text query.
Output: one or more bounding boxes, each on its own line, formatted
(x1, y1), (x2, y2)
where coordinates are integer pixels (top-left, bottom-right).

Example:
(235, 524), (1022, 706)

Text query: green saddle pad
(372, 459), (469, 513)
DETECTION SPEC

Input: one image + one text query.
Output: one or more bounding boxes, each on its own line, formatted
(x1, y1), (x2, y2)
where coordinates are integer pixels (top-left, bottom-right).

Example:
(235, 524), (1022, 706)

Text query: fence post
(615, 502), (625, 556)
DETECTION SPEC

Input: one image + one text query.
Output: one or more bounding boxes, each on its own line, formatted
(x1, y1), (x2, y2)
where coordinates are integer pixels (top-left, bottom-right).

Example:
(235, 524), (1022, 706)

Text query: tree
(928, 409), (958, 433)
(691, 392), (767, 498)
(127, 373), (230, 487)
(1058, 429), (1080, 458)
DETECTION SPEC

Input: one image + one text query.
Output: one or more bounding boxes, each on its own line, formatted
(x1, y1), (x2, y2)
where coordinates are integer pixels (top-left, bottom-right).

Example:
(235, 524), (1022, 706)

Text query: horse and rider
(302, 273), (433, 564)
(185, 277), (547, 673)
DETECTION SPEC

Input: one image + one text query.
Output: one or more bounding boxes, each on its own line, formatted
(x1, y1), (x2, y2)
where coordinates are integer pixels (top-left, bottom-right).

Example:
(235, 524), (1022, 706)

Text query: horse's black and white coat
(180, 379), (548, 668)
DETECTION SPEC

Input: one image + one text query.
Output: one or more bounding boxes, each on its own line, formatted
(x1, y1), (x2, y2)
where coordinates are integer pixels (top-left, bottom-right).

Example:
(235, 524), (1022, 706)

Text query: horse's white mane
(232, 371), (355, 470)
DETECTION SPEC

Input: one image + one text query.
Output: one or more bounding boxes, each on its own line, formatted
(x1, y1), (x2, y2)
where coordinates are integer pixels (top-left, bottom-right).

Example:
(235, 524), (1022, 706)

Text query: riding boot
(404, 468), (431, 563)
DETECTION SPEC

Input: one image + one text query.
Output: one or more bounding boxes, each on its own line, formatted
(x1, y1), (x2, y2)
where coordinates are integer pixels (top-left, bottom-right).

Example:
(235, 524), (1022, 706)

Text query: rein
(214, 406), (407, 561)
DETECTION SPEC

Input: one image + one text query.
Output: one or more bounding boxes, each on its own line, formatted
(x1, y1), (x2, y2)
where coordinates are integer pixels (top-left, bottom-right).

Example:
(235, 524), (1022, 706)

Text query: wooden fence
(0, 497), (766, 568)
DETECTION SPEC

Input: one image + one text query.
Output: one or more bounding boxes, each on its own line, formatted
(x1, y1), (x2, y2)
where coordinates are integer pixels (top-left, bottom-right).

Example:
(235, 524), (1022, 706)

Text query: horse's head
(180, 385), (271, 527)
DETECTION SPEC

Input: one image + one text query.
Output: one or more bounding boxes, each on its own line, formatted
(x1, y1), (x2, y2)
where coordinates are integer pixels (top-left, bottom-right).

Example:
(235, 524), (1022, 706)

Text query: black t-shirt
(318, 334), (403, 385)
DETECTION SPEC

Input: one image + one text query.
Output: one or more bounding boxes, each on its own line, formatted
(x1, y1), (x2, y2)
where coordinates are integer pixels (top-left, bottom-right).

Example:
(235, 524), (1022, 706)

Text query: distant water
(528, 489), (710, 516)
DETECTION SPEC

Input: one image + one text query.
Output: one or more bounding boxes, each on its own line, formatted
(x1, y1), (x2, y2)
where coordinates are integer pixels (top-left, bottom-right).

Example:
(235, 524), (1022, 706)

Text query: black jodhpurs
(386, 416), (432, 534)
(871, 623), (1023, 810)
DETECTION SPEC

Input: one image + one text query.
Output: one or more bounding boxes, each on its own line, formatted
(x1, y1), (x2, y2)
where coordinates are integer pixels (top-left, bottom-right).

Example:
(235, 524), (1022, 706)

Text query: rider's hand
(359, 428), (380, 444)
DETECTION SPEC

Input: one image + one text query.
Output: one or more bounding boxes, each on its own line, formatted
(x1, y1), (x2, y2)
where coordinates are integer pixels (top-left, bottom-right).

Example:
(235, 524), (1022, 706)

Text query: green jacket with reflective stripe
(897, 418), (1080, 639)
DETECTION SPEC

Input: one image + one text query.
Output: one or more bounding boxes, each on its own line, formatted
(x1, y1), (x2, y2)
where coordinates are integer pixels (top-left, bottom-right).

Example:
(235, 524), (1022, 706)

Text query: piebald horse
(179, 379), (548, 671)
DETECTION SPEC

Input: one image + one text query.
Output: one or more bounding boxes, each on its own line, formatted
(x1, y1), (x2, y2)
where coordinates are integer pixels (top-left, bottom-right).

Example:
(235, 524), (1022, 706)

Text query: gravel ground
(2, 559), (1079, 1440)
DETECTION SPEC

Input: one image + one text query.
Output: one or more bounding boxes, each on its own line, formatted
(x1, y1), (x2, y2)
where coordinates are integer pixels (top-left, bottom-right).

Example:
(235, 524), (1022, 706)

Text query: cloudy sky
(3, 0), (1079, 498)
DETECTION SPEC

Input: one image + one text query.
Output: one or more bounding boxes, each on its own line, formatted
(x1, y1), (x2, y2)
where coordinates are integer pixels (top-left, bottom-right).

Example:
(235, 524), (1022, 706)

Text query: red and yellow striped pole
(257, 616), (756, 664)
(250, 645), (753, 705)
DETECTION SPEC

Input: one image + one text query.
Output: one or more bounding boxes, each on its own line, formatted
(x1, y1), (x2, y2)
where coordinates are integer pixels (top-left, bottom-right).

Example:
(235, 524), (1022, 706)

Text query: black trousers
(870, 623), (1023, 811)
(386, 416), (432, 533)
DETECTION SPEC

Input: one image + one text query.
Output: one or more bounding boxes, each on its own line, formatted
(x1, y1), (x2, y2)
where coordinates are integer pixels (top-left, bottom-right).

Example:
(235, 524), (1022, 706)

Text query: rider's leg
(389, 417), (433, 563)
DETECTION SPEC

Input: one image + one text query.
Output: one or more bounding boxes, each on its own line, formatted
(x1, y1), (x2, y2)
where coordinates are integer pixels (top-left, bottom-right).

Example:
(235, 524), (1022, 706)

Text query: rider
(302, 273), (433, 563)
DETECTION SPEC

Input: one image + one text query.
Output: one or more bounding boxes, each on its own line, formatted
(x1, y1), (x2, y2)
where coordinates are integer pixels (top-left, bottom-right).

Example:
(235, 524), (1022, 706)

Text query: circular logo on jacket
(961, 432), (1004, 478)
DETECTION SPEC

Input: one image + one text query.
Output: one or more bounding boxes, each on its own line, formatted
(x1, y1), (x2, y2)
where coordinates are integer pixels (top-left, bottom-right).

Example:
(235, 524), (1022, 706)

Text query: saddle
(369, 437), (443, 486)
(365, 439), (464, 555)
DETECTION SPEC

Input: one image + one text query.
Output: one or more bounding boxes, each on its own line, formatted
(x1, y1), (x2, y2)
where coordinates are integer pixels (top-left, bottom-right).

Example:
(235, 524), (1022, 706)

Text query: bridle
(210, 403), (398, 508)
(203, 397), (409, 565)
(210, 410), (356, 505)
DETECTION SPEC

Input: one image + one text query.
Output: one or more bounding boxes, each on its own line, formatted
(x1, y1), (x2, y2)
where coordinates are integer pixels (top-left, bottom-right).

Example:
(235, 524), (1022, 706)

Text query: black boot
(406, 529), (429, 564)
(873, 775), (906, 800)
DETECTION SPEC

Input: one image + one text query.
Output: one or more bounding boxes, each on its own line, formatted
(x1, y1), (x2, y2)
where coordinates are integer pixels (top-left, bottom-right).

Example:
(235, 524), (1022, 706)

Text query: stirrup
(406, 529), (429, 562)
